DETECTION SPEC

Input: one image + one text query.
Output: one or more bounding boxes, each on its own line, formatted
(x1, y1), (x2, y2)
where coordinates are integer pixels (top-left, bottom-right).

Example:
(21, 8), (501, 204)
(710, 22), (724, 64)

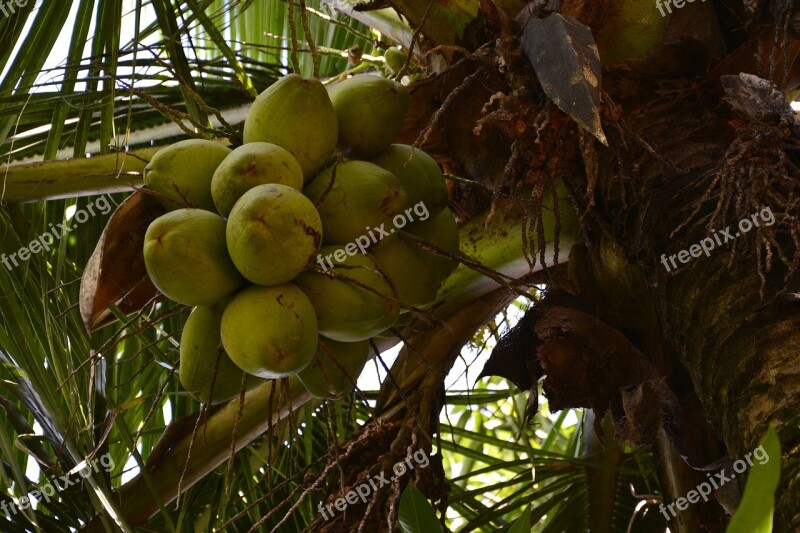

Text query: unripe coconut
(371, 207), (460, 307)
(211, 142), (303, 217)
(243, 74), (338, 181)
(144, 139), (231, 212)
(373, 312), (414, 338)
(368, 144), (448, 217)
(329, 75), (409, 158)
(295, 247), (399, 341)
(226, 184), (322, 286)
(303, 160), (407, 245)
(221, 284), (317, 378)
(297, 338), (369, 399)
(407, 207), (460, 280)
(370, 234), (442, 307)
(384, 48), (406, 72)
(179, 304), (263, 404)
(143, 209), (246, 305)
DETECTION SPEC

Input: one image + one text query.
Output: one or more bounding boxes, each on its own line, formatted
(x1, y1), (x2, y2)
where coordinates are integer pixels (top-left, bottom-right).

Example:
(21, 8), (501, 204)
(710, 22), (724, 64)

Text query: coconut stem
(286, 0), (302, 74)
(0, 148), (160, 204)
(298, 0), (320, 78)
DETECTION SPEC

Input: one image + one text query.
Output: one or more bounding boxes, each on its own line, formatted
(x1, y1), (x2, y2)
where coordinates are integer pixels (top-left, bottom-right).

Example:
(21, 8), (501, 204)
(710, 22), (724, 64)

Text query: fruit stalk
(434, 183), (580, 314)
(0, 147), (162, 203)
(86, 378), (313, 529)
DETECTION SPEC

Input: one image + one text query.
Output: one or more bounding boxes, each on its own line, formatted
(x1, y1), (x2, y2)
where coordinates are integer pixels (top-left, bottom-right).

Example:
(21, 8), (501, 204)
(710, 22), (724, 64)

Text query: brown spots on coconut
(304, 160), (407, 245)
(221, 284), (317, 378)
(227, 183), (322, 286)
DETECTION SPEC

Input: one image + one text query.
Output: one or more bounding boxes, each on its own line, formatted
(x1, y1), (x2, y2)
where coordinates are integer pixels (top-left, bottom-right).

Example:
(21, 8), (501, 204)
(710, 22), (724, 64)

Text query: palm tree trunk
(378, 0), (800, 527)
(580, 70), (800, 529)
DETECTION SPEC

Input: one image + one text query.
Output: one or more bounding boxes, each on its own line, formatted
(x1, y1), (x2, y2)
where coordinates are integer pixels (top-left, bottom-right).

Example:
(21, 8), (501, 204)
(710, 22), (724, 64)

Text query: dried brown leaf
(79, 190), (165, 332)
(520, 12), (607, 145)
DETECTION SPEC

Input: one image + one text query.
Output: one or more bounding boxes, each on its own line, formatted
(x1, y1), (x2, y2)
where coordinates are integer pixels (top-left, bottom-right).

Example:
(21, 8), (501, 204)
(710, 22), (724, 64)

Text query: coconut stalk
(0, 136), (240, 203)
(86, 186), (578, 528)
(321, 0), (667, 53)
(0, 148), (159, 203)
(435, 182), (579, 316)
(92, 378), (313, 530)
(318, 1), (415, 48)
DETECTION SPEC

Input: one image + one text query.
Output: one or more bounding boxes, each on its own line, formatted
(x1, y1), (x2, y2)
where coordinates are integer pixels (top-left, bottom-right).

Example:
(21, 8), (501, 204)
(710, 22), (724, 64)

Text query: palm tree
(0, 0), (794, 531)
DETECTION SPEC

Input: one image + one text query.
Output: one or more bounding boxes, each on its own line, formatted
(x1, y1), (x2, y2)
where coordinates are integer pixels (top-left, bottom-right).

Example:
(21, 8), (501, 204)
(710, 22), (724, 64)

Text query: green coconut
(371, 207), (460, 307)
(226, 184), (322, 286)
(370, 235), (442, 307)
(407, 207), (460, 280)
(303, 160), (407, 245)
(373, 312), (414, 338)
(295, 248), (399, 341)
(243, 74), (338, 181)
(179, 304), (263, 404)
(329, 75), (409, 158)
(220, 284), (318, 378)
(143, 209), (246, 305)
(297, 338), (370, 399)
(596, 0), (669, 64)
(144, 139), (231, 212)
(383, 48), (406, 72)
(368, 144), (448, 217)
(211, 142), (303, 217)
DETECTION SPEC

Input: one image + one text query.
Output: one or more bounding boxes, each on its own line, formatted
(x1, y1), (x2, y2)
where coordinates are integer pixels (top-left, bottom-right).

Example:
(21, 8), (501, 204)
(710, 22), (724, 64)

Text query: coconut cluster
(141, 73), (459, 404)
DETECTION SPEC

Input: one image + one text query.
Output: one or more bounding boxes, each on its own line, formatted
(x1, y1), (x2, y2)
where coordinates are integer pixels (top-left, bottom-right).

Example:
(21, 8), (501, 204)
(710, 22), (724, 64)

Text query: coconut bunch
(140, 73), (459, 404)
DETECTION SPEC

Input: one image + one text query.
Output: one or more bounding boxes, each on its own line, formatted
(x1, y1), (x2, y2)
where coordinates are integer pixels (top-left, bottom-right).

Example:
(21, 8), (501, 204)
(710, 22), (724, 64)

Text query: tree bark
(564, 62), (800, 528)
(379, 0), (800, 528)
